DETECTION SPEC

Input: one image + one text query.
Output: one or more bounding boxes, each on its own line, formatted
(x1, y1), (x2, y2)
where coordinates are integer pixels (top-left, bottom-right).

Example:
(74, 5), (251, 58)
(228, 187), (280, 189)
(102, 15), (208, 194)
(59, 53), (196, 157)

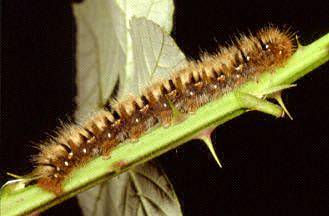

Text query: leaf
(114, 0), (176, 98)
(123, 17), (187, 96)
(73, 0), (184, 215)
(78, 162), (182, 216)
(73, 1), (122, 121)
(73, 0), (175, 121)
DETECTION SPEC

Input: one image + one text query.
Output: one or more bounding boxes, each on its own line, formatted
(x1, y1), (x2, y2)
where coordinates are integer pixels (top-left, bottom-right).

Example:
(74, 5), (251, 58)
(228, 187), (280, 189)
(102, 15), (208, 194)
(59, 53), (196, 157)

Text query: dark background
(1, 0), (329, 215)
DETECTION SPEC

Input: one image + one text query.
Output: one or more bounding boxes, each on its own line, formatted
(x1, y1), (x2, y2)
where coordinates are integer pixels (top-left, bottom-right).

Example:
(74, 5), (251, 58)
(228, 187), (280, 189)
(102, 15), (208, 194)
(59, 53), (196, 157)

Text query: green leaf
(73, 0), (121, 121)
(114, 0), (175, 98)
(78, 162), (182, 216)
(73, 0), (174, 120)
(126, 17), (187, 96)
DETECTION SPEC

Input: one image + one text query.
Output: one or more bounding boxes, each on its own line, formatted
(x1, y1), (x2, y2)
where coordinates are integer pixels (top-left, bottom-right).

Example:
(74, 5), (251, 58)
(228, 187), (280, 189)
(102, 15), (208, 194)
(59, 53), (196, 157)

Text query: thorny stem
(0, 33), (328, 216)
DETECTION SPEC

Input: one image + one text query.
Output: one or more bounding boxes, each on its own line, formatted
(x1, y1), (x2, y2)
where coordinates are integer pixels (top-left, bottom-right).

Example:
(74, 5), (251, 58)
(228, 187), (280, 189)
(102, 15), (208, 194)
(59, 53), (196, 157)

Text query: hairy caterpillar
(27, 27), (295, 194)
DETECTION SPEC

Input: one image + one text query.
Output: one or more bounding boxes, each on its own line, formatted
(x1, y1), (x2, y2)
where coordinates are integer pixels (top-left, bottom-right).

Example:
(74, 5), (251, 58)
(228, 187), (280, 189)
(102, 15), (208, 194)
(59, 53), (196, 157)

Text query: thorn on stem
(273, 92), (293, 120)
(295, 35), (303, 48)
(194, 128), (223, 168)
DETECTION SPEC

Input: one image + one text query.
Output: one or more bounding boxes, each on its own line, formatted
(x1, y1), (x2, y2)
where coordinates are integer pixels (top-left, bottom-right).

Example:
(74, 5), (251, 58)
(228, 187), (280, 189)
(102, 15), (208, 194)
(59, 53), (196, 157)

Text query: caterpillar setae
(28, 27), (295, 194)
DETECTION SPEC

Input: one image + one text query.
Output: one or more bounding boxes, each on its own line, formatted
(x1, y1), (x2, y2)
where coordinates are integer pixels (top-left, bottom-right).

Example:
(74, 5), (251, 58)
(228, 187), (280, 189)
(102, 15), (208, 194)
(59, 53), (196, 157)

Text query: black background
(1, 0), (329, 215)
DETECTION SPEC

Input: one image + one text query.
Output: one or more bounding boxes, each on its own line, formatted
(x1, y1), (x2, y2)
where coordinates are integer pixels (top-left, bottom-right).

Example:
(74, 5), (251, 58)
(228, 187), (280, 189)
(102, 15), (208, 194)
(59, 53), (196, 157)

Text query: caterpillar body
(30, 27), (295, 194)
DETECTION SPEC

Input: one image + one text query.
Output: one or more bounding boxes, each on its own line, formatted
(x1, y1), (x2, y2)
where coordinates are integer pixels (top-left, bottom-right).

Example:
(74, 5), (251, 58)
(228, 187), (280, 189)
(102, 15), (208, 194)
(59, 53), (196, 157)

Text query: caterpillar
(29, 27), (295, 194)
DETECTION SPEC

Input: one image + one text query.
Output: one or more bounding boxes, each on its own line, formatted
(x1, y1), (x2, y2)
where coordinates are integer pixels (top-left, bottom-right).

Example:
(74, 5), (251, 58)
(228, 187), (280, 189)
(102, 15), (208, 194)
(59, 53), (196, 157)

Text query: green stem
(1, 33), (328, 216)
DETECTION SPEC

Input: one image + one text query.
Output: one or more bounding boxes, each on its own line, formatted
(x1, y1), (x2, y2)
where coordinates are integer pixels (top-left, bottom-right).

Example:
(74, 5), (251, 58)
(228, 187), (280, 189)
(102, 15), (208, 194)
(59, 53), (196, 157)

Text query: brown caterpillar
(30, 27), (295, 194)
